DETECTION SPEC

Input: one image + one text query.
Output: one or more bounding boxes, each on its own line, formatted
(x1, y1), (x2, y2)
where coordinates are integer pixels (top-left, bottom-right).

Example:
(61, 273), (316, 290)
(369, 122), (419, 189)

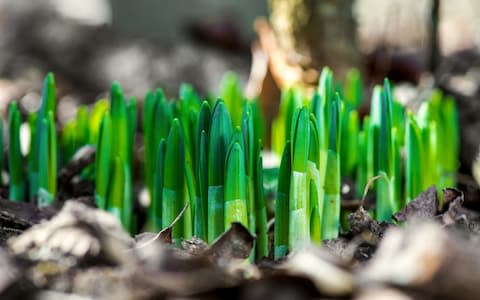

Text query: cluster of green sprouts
(3, 69), (458, 260)
(272, 68), (459, 259)
(6, 74), (58, 205)
(77, 72), (265, 256)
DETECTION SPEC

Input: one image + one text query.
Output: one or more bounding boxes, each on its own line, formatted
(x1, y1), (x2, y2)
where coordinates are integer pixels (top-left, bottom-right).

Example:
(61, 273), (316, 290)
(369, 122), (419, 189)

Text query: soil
(0, 163), (479, 300)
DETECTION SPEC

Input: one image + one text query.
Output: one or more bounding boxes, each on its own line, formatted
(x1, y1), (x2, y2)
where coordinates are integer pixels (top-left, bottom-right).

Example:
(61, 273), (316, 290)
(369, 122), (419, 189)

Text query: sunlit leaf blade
(272, 88), (302, 155)
(289, 107), (310, 250)
(193, 101), (211, 240)
(241, 104), (257, 248)
(255, 151), (268, 259)
(163, 119), (185, 244)
(89, 98), (109, 144)
(207, 100), (232, 242)
(143, 90), (156, 197)
(308, 115), (322, 243)
(126, 97), (137, 167)
(76, 106), (89, 146)
(110, 82), (128, 164)
(392, 128), (402, 210)
(224, 142), (248, 229)
(150, 139), (166, 230)
(275, 141), (291, 259)
(95, 114), (112, 210)
(441, 96), (459, 187)
(405, 112), (423, 203)
(38, 112), (57, 207)
(8, 102), (24, 201)
(356, 127), (368, 198)
(30, 73), (56, 201)
(340, 109), (359, 178)
(321, 95), (341, 239)
(376, 80), (395, 221)
(219, 72), (244, 128)
(344, 68), (363, 108)
(107, 155), (126, 226)
(194, 131), (208, 240)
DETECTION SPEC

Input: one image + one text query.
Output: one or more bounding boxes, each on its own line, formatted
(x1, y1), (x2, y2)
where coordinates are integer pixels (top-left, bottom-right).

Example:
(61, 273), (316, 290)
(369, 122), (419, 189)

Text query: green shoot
(274, 141), (291, 259)
(107, 155), (127, 225)
(8, 102), (24, 201)
(219, 72), (244, 128)
(321, 94), (341, 239)
(37, 112), (57, 206)
(30, 73), (56, 202)
(224, 141), (248, 229)
(344, 68), (363, 109)
(207, 100), (232, 242)
(375, 80), (396, 221)
(149, 139), (166, 230)
(255, 149), (268, 258)
(308, 115), (322, 242)
(289, 107), (310, 250)
(162, 119), (185, 244)
(405, 112), (423, 202)
(95, 114), (111, 210)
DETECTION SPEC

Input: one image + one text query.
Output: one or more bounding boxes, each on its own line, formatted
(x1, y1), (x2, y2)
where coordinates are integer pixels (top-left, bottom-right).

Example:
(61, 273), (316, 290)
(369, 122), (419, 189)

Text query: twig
(360, 174), (387, 208)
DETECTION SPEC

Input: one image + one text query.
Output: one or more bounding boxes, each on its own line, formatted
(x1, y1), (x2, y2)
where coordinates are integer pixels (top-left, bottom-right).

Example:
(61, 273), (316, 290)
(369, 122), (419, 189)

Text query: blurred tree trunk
(429, 0), (440, 74)
(268, 0), (361, 80)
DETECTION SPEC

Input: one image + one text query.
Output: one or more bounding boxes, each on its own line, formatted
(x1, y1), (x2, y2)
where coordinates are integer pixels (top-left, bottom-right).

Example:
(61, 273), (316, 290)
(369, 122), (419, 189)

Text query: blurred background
(1, 0), (480, 171)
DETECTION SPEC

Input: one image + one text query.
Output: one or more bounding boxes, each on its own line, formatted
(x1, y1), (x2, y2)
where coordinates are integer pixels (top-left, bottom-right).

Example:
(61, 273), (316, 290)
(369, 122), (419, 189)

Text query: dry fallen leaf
(393, 186), (438, 222)
(281, 246), (354, 297)
(206, 222), (255, 263)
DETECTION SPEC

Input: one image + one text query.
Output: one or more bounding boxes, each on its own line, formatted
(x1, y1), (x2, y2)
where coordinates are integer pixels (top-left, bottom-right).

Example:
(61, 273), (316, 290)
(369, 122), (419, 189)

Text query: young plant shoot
(30, 73), (56, 202)
(321, 94), (341, 239)
(207, 101), (232, 243)
(275, 141), (291, 259)
(375, 80), (396, 221)
(2, 70), (459, 261)
(289, 107), (310, 250)
(163, 119), (185, 244)
(224, 141), (248, 229)
(95, 115), (112, 210)
(192, 101), (211, 239)
(8, 102), (25, 201)
(37, 112), (57, 206)
(405, 112), (423, 203)
(149, 139), (166, 230)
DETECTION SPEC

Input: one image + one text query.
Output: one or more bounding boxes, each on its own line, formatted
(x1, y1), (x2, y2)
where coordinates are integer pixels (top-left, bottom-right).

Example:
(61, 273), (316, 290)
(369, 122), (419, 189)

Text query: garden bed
(0, 68), (476, 300)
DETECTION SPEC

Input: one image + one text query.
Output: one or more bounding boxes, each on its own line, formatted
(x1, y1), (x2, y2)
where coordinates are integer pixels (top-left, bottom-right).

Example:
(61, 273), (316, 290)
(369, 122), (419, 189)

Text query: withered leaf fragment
(134, 203), (189, 249)
(206, 222), (254, 261)
(393, 186), (438, 222)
